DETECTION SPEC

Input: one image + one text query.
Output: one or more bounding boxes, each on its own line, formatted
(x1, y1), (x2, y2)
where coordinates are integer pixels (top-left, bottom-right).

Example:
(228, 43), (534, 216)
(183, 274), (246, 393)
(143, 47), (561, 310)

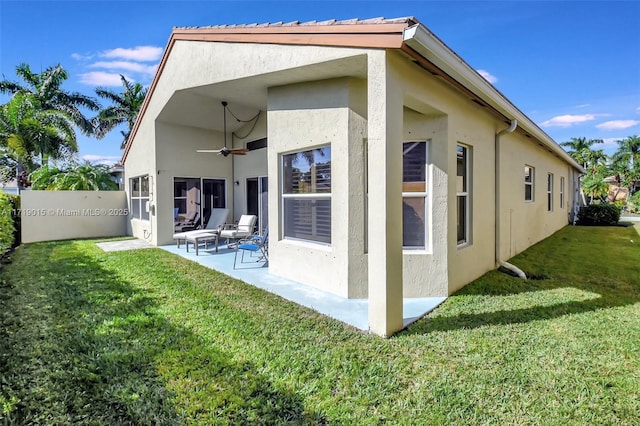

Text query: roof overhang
(402, 23), (584, 173)
(123, 17), (583, 174)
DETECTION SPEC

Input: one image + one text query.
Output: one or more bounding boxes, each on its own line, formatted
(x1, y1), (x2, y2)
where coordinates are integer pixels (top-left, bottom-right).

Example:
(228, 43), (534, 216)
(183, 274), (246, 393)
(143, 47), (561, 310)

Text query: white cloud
(575, 103), (591, 108)
(602, 137), (623, 148)
(71, 52), (93, 61)
(81, 154), (120, 166)
(90, 61), (157, 76)
(100, 46), (163, 62)
(79, 72), (130, 86)
(541, 114), (599, 128)
(596, 120), (640, 130)
(477, 69), (498, 84)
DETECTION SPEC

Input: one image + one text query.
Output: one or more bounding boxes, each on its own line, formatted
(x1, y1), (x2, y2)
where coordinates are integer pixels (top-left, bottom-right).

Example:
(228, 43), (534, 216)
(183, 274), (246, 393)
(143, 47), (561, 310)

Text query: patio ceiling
(156, 54), (367, 133)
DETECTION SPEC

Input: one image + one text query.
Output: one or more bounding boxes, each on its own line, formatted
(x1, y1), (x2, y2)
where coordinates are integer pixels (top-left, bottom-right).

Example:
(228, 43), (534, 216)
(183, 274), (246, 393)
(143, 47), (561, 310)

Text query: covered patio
(159, 241), (447, 332)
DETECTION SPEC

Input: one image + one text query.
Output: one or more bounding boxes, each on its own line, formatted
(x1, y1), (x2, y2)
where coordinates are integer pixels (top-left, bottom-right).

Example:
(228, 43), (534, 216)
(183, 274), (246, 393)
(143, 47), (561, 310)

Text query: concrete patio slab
(97, 239), (154, 252)
(160, 243), (447, 332)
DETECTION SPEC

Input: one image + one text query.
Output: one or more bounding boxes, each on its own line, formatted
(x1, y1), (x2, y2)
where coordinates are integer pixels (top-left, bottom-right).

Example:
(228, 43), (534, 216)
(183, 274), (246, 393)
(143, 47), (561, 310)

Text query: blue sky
(1, 1), (638, 165)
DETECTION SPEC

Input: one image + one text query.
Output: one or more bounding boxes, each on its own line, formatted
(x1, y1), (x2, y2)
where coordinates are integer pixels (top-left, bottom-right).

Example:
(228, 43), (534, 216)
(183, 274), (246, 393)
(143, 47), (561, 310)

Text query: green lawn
(1, 225), (639, 425)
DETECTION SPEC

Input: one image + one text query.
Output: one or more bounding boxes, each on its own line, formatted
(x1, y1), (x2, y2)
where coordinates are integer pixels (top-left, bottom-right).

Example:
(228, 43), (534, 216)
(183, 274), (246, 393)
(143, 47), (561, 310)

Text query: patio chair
(173, 208), (229, 254)
(175, 210), (200, 232)
(233, 230), (268, 269)
(219, 214), (257, 248)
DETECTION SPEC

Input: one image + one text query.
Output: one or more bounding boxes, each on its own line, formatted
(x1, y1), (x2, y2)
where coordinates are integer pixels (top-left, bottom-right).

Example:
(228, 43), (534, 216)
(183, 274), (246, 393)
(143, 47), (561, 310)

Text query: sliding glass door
(174, 177), (226, 229)
(246, 176), (268, 234)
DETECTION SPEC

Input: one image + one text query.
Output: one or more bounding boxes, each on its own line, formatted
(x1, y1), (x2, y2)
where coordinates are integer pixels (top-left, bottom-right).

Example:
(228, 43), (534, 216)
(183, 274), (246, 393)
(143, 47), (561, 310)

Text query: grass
(1, 224), (639, 425)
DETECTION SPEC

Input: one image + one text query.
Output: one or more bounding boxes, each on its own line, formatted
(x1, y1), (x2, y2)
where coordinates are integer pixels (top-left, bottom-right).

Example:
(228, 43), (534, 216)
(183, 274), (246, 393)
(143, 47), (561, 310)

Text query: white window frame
(402, 141), (430, 250)
(525, 165), (535, 202)
(457, 144), (471, 247)
(560, 176), (565, 208)
(281, 145), (332, 245)
(130, 175), (150, 221)
(547, 173), (554, 212)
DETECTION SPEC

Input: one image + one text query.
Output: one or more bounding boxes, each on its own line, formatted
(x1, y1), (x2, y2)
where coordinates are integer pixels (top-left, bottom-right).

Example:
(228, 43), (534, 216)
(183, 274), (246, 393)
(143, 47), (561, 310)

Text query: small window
(547, 173), (554, 212)
(130, 175), (150, 220)
(282, 145), (331, 244)
(560, 177), (565, 208)
(457, 144), (471, 246)
(403, 141), (428, 249)
(524, 166), (535, 202)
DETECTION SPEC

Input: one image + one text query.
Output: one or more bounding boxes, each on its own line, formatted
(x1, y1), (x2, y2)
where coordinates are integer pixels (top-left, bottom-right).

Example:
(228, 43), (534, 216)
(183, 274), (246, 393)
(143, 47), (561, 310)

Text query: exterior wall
(401, 108), (449, 297)
(123, 104), (156, 243)
(267, 78), (357, 298)
(124, 40), (370, 246)
(386, 50), (575, 296)
(21, 190), (127, 243)
(498, 134), (572, 259)
(154, 122), (233, 245)
(346, 79), (368, 298)
(383, 52), (459, 298)
(445, 112), (499, 293)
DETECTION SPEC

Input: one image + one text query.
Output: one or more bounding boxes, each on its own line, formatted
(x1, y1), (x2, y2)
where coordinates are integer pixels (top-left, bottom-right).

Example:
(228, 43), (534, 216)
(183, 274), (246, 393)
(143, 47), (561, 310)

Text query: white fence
(20, 190), (128, 243)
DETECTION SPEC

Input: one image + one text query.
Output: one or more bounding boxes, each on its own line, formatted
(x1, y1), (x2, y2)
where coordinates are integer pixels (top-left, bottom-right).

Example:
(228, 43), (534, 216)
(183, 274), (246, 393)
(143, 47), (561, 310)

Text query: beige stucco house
(122, 17), (583, 336)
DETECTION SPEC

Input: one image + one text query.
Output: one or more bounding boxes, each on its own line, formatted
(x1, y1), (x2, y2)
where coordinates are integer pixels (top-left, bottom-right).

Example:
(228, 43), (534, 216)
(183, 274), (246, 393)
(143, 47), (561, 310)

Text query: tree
(581, 172), (609, 203)
(611, 135), (640, 194)
(0, 63), (99, 135)
(561, 137), (604, 169)
(30, 162), (118, 190)
(94, 75), (147, 149)
(0, 93), (77, 181)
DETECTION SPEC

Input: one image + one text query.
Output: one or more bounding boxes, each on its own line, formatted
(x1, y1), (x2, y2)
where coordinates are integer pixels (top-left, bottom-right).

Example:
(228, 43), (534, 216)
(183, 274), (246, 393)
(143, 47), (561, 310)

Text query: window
(560, 176), (565, 208)
(403, 141), (428, 248)
(130, 175), (150, 220)
(457, 144), (471, 245)
(547, 173), (554, 212)
(282, 146), (331, 244)
(524, 165), (535, 202)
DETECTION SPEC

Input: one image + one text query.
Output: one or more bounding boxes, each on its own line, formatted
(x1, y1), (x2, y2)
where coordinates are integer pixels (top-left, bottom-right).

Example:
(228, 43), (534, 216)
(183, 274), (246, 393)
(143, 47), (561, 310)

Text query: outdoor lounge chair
(173, 208), (228, 254)
(219, 214), (257, 248)
(175, 210), (200, 232)
(233, 230), (268, 269)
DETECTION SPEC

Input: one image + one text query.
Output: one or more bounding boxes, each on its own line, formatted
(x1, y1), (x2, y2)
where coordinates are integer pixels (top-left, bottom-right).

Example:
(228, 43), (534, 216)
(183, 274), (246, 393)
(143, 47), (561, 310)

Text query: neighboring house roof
(1, 179), (19, 195)
(122, 16), (583, 172)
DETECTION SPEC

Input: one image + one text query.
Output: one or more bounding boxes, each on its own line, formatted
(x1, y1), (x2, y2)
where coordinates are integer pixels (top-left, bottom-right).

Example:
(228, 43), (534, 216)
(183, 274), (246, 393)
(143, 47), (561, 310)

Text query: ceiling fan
(197, 101), (249, 157)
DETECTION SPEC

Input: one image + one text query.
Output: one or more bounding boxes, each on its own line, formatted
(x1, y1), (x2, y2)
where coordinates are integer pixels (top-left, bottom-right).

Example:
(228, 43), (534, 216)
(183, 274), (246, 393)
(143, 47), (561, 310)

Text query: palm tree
(581, 172), (609, 204)
(0, 93), (77, 177)
(0, 63), (99, 135)
(611, 135), (640, 193)
(30, 162), (117, 190)
(93, 75), (148, 149)
(28, 164), (63, 189)
(585, 148), (608, 174)
(560, 137), (604, 169)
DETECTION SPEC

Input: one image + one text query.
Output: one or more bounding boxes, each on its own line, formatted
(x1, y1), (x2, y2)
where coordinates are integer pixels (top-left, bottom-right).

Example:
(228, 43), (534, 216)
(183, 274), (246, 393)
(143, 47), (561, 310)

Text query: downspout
(495, 119), (527, 279)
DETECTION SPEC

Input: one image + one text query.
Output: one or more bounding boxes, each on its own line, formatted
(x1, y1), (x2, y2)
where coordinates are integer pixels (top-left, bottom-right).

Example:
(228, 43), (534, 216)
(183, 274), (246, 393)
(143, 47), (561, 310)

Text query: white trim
(456, 144), (471, 247)
(524, 165), (535, 202)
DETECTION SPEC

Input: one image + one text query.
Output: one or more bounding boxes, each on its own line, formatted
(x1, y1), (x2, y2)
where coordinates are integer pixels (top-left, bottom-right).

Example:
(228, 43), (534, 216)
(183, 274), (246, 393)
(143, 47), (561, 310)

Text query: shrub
(0, 192), (15, 255)
(577, 203), (621, 226)
(8, 194), (20, 245)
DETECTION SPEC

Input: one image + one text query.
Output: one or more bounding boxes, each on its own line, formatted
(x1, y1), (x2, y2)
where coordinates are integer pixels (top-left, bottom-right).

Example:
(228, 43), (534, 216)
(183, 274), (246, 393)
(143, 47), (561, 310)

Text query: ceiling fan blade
(196, 149), (222, 153)
(230, 148), (250, 155)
